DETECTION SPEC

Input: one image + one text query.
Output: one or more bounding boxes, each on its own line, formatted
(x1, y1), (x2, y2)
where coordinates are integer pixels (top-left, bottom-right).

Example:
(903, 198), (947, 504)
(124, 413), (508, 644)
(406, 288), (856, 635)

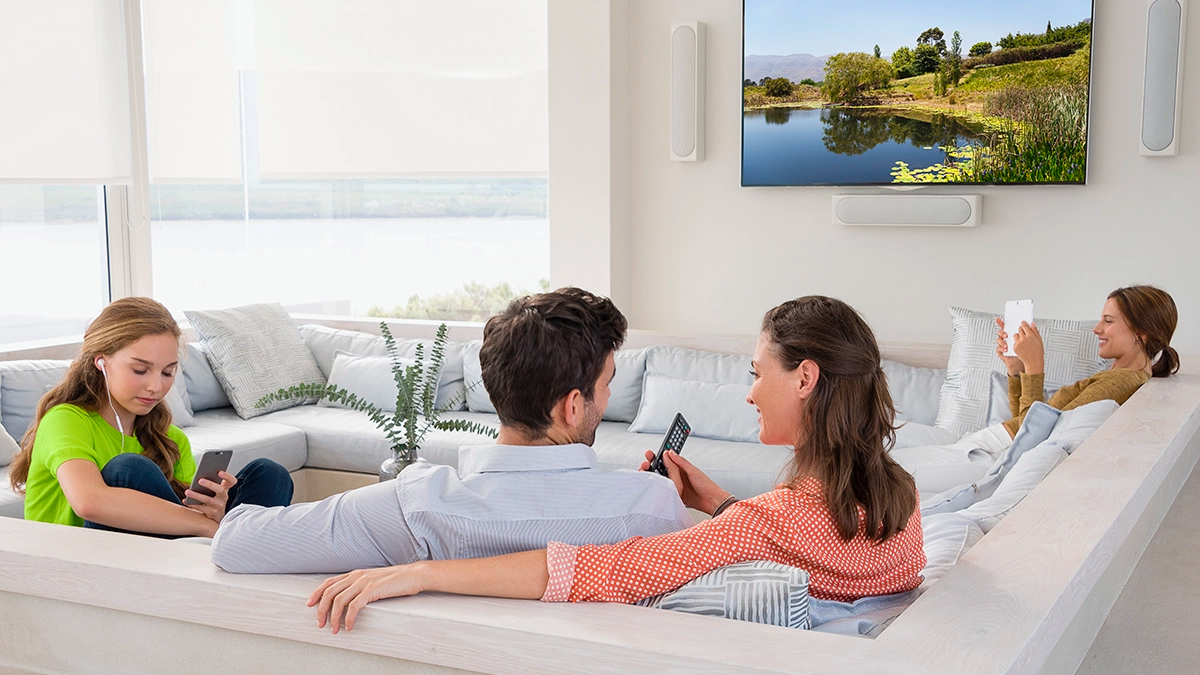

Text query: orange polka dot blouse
(541, 478), (925, 604)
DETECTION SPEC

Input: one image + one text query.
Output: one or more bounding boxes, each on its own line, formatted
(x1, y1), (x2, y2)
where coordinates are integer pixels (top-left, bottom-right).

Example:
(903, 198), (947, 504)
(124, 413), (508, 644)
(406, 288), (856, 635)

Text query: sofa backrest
(0, 360), (71, 442)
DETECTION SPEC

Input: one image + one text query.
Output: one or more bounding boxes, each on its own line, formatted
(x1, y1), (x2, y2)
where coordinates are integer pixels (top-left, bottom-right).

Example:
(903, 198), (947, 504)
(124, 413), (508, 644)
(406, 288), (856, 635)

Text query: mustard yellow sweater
(1003, 368), (1151, 438)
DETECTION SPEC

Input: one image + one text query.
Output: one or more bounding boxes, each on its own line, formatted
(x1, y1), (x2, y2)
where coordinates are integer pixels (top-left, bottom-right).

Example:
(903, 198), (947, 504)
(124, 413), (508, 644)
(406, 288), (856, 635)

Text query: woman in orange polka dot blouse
(309, 296), (927, 633)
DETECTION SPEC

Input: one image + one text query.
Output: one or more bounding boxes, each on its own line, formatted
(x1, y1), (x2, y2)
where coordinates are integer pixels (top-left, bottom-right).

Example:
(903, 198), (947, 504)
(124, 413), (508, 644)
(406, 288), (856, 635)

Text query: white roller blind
(142, 0), (243, 183)
(0, 1), (133, 183)
(254, 0), (548, 178)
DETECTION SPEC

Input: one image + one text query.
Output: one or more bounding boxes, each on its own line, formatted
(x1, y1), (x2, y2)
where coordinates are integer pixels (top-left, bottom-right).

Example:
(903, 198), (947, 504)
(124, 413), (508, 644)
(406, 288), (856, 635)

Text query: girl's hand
(185, 470), (236, 524)
(1012, 321), (1045, 375)
(995, 318), (1024, 376)
(651, 450), (731, 516)
(308, 565), (425, 634)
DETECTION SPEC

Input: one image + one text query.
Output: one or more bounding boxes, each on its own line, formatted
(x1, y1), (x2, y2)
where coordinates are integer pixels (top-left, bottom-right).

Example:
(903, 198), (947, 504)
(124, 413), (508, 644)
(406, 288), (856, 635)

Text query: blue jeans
(83, 454), (294, 538)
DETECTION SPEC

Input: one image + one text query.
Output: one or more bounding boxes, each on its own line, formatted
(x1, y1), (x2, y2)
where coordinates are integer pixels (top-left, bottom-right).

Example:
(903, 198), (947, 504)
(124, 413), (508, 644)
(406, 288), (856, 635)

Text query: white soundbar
(831, 195), (981, 227)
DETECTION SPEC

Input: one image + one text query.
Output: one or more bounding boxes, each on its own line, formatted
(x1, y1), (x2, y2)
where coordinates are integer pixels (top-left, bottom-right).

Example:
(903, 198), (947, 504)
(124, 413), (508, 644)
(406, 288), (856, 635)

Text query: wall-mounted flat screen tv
(742, 0), (1094, 186)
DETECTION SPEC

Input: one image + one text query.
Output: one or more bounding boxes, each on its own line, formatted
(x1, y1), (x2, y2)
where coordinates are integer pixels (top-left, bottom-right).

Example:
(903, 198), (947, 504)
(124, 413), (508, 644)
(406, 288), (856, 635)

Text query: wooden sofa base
(289, 468), (378, 504)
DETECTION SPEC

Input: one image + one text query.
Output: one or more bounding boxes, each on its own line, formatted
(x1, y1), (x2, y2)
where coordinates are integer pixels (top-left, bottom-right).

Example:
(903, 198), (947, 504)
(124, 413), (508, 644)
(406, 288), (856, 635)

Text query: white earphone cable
(99, 359), (125, 453)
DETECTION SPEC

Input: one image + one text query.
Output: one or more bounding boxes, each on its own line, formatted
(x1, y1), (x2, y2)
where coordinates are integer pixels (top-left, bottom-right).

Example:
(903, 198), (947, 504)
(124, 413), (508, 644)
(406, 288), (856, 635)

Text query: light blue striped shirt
(211, 443), (695, 574)
(401, 444), (695, 559)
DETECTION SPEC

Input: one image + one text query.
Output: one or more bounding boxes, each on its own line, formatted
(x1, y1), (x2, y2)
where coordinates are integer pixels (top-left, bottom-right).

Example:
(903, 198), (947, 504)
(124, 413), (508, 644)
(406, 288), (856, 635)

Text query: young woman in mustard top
(996, 285), (1179, 438)
(8, 297), (292, 537)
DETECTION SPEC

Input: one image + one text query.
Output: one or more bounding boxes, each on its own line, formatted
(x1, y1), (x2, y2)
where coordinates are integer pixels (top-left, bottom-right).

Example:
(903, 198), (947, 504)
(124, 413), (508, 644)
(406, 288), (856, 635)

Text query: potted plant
(256, 322), (496, 480)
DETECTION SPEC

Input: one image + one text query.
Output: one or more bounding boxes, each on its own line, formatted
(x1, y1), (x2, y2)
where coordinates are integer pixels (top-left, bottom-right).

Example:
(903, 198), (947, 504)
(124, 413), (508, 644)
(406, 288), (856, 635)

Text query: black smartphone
(184, 450), (233, 505)
(649, 413), (691, 477)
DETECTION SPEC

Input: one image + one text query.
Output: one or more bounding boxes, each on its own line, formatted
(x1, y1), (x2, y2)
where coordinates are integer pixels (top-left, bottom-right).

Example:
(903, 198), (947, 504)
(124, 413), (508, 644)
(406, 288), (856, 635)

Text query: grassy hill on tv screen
(742, 0), (1094, 186)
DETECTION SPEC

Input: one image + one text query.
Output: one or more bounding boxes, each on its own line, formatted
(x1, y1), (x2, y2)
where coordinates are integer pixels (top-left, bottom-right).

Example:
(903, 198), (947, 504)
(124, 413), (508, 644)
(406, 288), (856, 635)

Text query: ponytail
(1153, 346), (1181, 378)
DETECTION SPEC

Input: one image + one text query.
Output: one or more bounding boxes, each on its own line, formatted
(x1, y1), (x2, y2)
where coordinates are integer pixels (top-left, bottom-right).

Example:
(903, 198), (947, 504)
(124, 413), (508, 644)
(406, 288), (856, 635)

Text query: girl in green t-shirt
(8, 297), (292, 537)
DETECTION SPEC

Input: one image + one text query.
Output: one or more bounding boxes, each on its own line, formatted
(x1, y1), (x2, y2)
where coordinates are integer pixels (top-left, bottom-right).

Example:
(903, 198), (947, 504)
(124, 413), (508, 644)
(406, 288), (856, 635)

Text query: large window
(0, 186), (110, 343)
(144, 0), (549, 322)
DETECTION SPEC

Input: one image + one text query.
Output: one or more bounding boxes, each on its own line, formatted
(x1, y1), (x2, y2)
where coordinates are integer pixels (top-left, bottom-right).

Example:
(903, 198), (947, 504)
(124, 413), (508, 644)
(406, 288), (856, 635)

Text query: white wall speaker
(1141, 0), (1189, 156)
(831, 195), (981, 227)
(670, 21), (705, 162)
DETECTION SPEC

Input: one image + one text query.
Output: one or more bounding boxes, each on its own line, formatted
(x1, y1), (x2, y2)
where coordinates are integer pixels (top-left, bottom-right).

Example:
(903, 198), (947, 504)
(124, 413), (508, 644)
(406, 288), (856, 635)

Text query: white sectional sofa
(2, 317), (1198, 675)
(1, 318), (956, 523)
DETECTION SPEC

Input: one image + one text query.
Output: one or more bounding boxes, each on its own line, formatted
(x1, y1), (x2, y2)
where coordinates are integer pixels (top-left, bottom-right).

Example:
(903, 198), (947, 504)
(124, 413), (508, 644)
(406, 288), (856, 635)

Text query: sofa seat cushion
(591, 421), (793, 500)
(0, 466), (23, 519)
(252, 408), (498, 474)
(188, 408), (309, 472)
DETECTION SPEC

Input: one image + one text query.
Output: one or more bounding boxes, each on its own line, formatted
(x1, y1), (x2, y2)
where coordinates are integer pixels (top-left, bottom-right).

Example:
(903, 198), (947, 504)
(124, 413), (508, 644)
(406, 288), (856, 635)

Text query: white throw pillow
(644, 345), (753, 385)
(461, 341), (647, 422)
(882, 360), (945, 426)
(183, 342), (231, 412)
(0, 359), (71, 441)
(960, 440), (1069, 533)
(1045, 399), (1120, 454)
(0, 423), (18, 467)
(461, 340), (495, 414)
(935, 306), (1108, 436)
(606, 348), (648, 423)
(164, 385), (195, 428)
(894, 422), (960, 449)
(319, 351), (418, 413)
(299, 324), (466, 412)
(184, 303), (326, 420)
(629, 372), (760, 443)
(918, 512), (985, 589)
(985, 370), (1061, 427)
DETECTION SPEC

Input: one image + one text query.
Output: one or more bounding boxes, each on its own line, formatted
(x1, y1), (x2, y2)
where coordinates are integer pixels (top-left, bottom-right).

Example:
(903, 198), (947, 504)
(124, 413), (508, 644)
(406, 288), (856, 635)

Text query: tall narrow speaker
(670, 22), (705, 162)
(1141, 0), (1189, 156)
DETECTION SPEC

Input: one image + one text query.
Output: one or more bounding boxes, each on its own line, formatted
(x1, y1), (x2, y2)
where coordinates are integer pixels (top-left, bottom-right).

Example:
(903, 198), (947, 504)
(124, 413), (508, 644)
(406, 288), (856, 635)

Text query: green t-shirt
(23, 404), (196, 526)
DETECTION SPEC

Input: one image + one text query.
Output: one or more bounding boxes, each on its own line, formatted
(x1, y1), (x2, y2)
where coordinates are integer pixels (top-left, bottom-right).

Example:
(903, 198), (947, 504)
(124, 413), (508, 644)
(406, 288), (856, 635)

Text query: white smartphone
(184, 450), (232, 505)
(1003, 300), (1034, 357)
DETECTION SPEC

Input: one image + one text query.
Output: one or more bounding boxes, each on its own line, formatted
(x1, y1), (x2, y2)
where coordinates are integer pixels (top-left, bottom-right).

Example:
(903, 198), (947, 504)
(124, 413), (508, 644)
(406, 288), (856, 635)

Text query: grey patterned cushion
(184, 304), (325, 420)
(935, 306), (1108, 436)
(636, 561), (810, 629)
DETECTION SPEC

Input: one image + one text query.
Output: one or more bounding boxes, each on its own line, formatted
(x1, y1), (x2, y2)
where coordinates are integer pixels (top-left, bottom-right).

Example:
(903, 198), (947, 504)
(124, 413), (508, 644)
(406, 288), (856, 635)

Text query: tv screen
(742, 0), (1094, 186)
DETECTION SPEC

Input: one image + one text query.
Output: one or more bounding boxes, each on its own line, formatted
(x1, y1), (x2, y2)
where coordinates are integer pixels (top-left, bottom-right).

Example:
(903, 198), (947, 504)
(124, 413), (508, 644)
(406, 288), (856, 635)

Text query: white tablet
(1003, 300), (1034, 357)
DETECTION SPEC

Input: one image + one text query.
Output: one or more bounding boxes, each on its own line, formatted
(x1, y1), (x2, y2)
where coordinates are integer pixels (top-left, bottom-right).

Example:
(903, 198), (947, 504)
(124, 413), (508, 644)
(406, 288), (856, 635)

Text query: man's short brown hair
(480, 287), (627, 433)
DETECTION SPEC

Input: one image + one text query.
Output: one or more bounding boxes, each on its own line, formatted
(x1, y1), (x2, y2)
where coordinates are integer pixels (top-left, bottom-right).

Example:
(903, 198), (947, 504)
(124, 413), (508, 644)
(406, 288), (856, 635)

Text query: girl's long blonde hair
(8, 297), (185, 496)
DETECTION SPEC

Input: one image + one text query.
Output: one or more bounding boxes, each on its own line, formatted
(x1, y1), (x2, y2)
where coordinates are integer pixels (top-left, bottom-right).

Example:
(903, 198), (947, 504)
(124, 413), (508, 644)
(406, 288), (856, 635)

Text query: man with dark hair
(211, 288), (692, 574)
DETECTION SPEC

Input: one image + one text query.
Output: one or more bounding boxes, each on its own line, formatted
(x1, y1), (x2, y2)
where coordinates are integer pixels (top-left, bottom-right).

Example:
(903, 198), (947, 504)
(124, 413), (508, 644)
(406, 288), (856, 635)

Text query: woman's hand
(995, 318), (1024, 376)
(185, 470), (236, 524)
(642, 449), (730, 515)
(308, 564), (426, 633)
(1011, 321), (1045, 375)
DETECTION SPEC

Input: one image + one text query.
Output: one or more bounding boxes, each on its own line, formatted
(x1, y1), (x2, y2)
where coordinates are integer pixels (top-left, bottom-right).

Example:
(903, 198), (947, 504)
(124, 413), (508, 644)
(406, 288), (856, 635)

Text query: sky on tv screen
(742, 0), (1094, 186)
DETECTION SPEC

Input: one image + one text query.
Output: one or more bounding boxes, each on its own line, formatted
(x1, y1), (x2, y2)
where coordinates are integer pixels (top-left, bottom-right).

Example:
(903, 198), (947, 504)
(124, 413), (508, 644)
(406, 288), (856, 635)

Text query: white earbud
(97, 356), (125, 444)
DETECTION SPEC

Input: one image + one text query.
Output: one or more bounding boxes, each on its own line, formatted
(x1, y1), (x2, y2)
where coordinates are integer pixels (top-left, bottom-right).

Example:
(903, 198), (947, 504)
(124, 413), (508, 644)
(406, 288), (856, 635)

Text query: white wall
(616, 0), (1200, 354)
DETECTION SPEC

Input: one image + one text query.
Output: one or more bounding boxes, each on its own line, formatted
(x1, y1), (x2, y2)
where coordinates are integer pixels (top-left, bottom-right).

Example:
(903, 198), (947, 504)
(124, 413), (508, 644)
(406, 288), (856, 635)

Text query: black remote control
(650, 413), (691, 477)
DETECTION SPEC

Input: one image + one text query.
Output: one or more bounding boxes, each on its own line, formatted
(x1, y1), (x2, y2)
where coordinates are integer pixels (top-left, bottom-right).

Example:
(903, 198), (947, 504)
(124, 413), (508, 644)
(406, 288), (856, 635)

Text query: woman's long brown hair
(762, 296), (916, 543)
(1107, 285), (1179, 378)
(9, 297), (186, 497)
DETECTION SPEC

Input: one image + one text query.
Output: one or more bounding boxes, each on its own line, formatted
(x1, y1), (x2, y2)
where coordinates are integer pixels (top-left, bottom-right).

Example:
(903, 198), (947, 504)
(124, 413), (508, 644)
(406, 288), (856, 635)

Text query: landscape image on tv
(742, 0), (1094, 186)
